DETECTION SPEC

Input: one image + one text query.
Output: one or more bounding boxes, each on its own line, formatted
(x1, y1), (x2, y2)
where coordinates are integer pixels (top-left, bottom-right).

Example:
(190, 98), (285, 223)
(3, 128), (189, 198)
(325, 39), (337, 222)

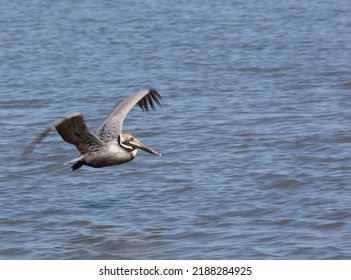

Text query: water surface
(1, 0), (351, 259)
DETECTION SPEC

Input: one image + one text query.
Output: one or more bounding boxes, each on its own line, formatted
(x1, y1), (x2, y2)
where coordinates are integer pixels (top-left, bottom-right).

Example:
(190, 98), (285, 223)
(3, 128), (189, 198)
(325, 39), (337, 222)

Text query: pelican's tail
(65, 156), (84, 172)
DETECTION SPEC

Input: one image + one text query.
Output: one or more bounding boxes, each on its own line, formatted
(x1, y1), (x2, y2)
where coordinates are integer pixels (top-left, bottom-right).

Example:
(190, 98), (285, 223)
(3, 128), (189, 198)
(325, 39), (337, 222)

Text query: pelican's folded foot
(71, 161), (83, 172)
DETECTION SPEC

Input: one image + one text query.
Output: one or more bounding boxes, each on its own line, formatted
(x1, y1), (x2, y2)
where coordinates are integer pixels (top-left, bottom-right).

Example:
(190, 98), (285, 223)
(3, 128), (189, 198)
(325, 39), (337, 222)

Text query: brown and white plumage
(24, 88), (162, 171)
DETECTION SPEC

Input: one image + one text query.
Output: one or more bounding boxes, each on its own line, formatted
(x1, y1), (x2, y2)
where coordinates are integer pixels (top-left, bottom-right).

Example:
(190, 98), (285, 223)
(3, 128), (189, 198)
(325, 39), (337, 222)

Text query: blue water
(1, 0), (351, 259)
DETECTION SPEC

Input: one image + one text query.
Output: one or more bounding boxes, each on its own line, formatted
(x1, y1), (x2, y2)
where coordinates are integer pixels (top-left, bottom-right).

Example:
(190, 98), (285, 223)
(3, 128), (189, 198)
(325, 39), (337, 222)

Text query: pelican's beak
(128, 138), (161, 156)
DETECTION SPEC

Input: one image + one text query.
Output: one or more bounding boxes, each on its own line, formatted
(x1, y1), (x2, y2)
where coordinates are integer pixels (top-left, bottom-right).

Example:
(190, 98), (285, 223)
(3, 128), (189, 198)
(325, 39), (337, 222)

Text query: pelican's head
(119, 134), (161, 156)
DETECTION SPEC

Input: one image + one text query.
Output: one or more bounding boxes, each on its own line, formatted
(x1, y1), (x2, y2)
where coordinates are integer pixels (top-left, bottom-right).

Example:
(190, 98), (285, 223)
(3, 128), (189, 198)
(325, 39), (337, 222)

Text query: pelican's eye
(126, 136), (135, 143)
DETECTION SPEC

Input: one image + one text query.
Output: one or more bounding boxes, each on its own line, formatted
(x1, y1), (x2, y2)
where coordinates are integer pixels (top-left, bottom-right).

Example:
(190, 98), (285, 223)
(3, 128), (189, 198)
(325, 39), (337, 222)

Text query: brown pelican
(24, 88), (162, 171)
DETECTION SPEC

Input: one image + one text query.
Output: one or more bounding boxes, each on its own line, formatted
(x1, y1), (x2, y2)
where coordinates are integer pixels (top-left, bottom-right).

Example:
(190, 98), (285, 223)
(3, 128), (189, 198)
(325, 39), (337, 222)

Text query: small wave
(317, 222), (346, 229)
(264, 177), (301, 189)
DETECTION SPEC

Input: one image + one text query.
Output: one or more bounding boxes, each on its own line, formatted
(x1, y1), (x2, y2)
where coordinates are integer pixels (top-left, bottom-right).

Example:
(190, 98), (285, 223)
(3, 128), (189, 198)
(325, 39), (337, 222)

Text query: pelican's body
(63, 129), (138, 170)
(24, 88), (162, 171)
(79, 139), (137, 168)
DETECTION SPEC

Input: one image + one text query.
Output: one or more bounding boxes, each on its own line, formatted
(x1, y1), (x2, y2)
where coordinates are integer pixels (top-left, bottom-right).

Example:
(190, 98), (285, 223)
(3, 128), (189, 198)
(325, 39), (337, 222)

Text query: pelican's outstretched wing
(54, 113), (106, 155)
(96, 88), (162, 141)
(23, 125), (53, 156)
(23, 113), (106, 156)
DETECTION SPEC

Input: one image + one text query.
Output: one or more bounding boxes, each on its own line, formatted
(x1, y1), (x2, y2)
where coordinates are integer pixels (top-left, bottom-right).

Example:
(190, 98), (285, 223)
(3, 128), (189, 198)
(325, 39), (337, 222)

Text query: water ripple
(1, 0), (351, 260)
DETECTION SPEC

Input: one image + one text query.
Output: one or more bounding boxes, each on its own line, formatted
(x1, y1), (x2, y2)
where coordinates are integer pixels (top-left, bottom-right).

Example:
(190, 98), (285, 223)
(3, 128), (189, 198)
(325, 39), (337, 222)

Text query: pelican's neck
(131, 149), (137, 158)
(117, 136), (137, 158)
